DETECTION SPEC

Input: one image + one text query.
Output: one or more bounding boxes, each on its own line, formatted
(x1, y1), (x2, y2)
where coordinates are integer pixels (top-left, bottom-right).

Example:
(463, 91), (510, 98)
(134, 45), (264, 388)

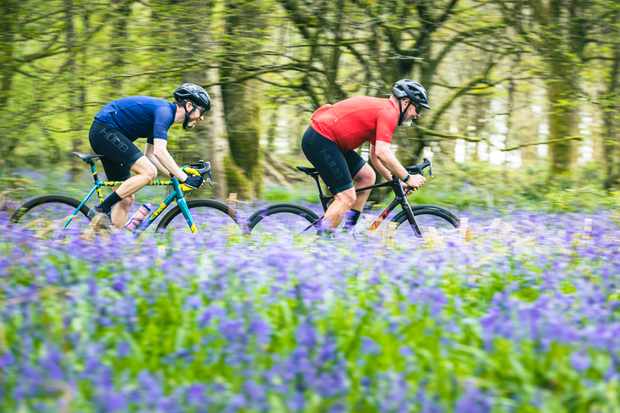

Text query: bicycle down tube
(310, 177), (424, 237)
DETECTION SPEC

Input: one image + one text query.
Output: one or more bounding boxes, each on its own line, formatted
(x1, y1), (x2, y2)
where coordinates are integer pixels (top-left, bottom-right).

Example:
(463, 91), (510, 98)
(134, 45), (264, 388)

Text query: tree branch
(501, 136), (583, 151)
(410, 125), (481, 142)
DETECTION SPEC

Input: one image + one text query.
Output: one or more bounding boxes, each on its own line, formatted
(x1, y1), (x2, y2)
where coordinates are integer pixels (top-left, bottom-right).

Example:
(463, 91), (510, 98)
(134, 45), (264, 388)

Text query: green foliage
(1, 0), (618, 199)
(407, 160), (620, 212)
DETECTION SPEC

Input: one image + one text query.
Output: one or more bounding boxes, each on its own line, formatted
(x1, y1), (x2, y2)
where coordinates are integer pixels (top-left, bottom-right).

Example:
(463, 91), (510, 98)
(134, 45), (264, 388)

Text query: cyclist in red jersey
(301, 79), (431, 232)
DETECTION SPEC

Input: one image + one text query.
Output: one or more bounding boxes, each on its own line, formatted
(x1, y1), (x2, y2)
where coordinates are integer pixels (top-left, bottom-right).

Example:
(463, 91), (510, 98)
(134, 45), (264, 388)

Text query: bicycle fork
(134, 180), (197, 234)
(171, 179), (197, 233)
(367, 186), (423, 238)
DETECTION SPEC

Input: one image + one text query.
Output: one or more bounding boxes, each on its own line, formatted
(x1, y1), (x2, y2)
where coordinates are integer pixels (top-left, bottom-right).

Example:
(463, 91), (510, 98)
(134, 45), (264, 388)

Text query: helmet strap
(398, 99), (411, 126)
(182, 102), (197, 130)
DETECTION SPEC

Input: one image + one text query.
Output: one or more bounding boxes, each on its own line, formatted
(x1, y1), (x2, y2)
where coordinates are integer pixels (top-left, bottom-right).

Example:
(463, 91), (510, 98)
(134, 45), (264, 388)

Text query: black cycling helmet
(392, 79), (430, 109)
(173, 83), (211, 129)
(392, 79), (430, 125)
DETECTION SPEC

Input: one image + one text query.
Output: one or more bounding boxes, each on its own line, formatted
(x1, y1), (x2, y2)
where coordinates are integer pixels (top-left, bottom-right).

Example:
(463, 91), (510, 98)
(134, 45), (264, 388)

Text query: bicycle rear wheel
(389, 205), (459, 240)
(247, 204), (320, 237)
(10, 195), (91, 233)
(155, 199), (241, 235)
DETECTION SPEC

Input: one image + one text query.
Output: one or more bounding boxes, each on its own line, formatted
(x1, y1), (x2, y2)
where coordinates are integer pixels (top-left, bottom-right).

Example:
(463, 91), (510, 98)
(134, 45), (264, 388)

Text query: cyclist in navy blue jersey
(88, 83), (211, 228)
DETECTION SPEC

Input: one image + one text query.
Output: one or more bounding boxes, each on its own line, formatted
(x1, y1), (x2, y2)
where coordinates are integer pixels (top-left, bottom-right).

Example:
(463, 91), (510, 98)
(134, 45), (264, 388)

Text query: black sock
(344, 209), (361, 229)
(97, 191), (122, 214)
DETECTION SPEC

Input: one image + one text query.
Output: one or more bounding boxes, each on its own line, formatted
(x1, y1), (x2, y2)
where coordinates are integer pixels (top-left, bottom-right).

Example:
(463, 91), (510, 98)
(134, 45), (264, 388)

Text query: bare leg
(114, 157), (157, 199)
(323, 188), (356, 229)
(110, 194), (135, 228)
(351, 164), (376, 212)
(110, 157), (157, 228)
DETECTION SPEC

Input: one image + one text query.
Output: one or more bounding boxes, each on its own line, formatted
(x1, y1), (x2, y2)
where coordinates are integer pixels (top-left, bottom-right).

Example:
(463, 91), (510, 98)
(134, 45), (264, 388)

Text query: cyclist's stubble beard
(183, 118), (197, 130)
(182, 108), (197, 130)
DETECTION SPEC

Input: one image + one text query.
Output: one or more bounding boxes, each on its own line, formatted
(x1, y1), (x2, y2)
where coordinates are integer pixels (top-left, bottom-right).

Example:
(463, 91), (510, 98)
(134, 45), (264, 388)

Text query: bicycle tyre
(155, 199), (239, 233)
(246, 204), (320, 233)
(390, 205), (459, 236)
(11, 195), (91, 224)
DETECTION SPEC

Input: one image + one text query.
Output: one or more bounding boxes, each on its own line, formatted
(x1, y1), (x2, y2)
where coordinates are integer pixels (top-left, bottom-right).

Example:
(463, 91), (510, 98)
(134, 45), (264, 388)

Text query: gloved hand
(182, 166), (201, 177)
(181, 174), (204, 191)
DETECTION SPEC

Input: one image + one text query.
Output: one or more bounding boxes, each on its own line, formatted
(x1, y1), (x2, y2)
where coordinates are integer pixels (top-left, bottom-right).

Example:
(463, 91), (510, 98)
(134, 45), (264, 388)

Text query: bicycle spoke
(388, 210), (459, 242)
(13, 202), (91, 235)
(158, 204), (241, 236)
(251, 211), (318, 237)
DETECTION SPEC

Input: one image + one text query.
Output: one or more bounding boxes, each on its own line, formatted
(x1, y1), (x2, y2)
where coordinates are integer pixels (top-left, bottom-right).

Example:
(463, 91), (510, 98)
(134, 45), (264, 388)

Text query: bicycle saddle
(72, 152), (104, 163)
(296, 166), (320, 177)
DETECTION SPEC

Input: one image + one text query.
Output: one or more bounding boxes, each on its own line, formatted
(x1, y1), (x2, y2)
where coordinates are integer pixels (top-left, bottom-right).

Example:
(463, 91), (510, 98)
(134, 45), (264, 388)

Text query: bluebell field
(0, 208), (619, 412)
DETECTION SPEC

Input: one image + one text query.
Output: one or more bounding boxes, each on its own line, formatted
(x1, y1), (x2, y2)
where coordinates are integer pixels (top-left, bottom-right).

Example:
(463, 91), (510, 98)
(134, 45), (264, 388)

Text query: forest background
(0, 0), (618, 211)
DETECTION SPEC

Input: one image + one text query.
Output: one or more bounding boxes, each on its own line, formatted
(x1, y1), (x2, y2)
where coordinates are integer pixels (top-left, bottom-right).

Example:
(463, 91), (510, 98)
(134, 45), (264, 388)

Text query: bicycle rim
(11, 195), (91, 235)
(155, 199), (241, 236)
(389, 206), (459, 241)
(247, 204), (320, 239)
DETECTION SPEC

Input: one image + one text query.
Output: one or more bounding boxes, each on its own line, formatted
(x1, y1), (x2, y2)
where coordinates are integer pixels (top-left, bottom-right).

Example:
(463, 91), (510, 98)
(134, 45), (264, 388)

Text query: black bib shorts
(88, 120), (143, 181)
(301, 126), (366, 194)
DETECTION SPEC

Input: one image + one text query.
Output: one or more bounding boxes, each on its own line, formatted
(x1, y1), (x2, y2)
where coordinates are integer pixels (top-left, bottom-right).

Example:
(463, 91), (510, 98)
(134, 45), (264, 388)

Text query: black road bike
(246, 158), (459, 238)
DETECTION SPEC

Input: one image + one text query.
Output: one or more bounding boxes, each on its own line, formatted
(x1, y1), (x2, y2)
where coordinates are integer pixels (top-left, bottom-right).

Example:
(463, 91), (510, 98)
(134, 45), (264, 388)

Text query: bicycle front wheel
(11, 195), (91, 233)
(389, 205), (459, 239)
(155, 199), (240, 235)
(247, 204), (320, 237)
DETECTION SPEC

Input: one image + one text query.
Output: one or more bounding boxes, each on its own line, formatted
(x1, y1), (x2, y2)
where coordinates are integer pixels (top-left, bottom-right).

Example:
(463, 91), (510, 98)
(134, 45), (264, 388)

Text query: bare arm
(152, 139), (189, 181)
(373, 140), (409, 181)
(145, 142), (171, 176)
(369, 143), (393, 181)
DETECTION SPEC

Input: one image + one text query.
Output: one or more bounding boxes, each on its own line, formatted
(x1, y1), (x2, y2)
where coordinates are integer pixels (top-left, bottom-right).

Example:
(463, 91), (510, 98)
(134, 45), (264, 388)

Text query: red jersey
(310, 96), (399, 151)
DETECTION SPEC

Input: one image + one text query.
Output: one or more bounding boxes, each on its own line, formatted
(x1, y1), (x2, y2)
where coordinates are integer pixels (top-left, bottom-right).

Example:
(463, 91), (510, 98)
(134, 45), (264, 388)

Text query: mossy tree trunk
(540, 3), (580, 178)
(219, 0), (266, 199)
(0, 0), (15, 110)
(0, 0), (17, 168)
(109, 0), (132, 94)
(500, 0), (595, 179)
(545, 73), (578, 177)
(65, 0), (83, 179)
(602, 28), (619, 190)
(171, 0), (213, 165)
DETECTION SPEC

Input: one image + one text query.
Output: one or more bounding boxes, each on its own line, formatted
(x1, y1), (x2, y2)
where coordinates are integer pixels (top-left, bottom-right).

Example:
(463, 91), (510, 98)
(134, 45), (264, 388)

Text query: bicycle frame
(310, 174), (423, 237)
(63, 160), (199, 233)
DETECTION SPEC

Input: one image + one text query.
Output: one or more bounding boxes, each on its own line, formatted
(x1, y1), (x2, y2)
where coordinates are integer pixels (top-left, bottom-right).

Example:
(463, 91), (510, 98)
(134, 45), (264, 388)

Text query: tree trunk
(602, 36), (620, 190)
(545, 70), (578, 177)
(0, 0), (16, 109)
(206, 71), (229, 199)
(109, 0), (131, 93)
(0, 0), (17, 168)
(219, 0), (265, 199)
(65, 0), (83, 179)
(220, 76), (262, 199)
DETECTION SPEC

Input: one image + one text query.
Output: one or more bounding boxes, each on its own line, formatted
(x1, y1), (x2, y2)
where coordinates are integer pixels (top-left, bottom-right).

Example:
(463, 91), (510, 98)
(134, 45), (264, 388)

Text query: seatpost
(89, 161), (101, 184)
(311, 175), (332, 211)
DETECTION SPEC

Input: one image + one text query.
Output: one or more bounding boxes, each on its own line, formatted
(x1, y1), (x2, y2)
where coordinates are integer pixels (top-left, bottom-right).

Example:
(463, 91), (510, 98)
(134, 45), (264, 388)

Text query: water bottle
(125, 203), (152, 232)
(134, 207), (156, 233)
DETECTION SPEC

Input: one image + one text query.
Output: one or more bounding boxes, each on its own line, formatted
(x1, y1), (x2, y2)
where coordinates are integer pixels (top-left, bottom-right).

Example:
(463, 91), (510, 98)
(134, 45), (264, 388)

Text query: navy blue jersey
(94, 96), (177, 142)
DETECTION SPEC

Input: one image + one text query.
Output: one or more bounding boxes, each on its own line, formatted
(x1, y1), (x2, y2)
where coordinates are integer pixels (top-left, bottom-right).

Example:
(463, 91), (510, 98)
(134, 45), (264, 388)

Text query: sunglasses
(188, 103), (208, 118)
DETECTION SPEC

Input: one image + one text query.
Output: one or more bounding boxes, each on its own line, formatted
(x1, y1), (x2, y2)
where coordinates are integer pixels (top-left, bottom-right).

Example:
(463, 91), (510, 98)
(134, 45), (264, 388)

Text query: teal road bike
(11, 152), (239, 234)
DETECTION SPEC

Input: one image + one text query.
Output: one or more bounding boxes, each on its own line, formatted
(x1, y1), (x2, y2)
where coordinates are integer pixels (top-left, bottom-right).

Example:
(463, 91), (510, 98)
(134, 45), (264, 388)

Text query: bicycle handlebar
(406, 158), (432, 177)
(188, 160), (214, 184)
